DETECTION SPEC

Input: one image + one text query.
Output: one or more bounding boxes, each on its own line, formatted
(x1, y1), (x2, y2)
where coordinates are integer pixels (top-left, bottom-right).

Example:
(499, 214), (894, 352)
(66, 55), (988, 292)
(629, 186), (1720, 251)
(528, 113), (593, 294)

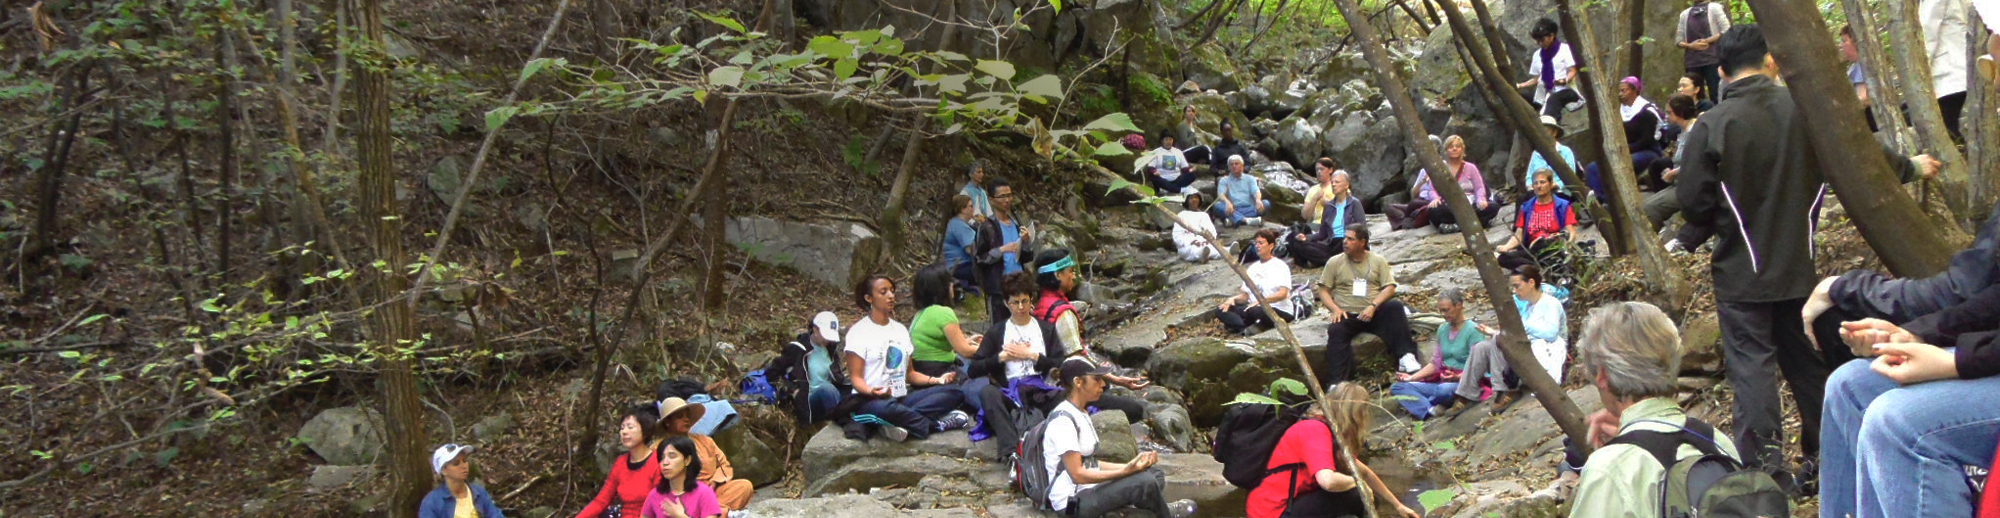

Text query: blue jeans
(1209, 199), (1270, 225)
(1819, 358), (2000, 518)
(1389, 381), (1460, 420)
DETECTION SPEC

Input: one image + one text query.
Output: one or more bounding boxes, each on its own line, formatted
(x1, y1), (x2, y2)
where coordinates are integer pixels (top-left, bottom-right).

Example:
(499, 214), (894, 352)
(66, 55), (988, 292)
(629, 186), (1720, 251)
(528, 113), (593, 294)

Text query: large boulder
(720, 216), (882, 290)
(298, 406), (384, 466)
(1091, 410), (1139, 464)
(1183, 45), (1248, 93)
(1679, 311), (1723, 375)
(1186, 93), (1254, 143)
(802, 454), (985, 497)
(1324, 105), (1410, 205)
(713, 426), (787, 486)
(1271, 116), (1326, 170)
(802, 426), (988, 483)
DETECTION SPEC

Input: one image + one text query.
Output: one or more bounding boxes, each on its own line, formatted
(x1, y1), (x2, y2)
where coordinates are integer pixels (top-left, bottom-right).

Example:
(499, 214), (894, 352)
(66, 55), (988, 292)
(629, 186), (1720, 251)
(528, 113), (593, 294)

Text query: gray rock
(1092, 410), (1138, 463)
(802, 427), (987, 483)
(1183, 45), (1247, 93)
(1154, 453), (1241, 512)
(298, 406), (384, 466)
(802, 454), (982, 497)
(307, 465), (377, 492)
(1272, 115), (1326, 167)
(472, 412), (513, 443)
(720, 216), (883, 290)
(1679, 311), (1722, 375)
(713, 426), (787, 486)
(749, 494), (905, 518)
(1467, 387), (1604, 467)
(1146, 404), (1196, 453)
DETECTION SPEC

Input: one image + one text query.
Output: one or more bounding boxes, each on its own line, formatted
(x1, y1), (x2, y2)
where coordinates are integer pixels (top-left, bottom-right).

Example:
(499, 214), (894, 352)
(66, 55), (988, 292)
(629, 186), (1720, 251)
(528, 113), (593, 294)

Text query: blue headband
(1037, 256), (1076, 274)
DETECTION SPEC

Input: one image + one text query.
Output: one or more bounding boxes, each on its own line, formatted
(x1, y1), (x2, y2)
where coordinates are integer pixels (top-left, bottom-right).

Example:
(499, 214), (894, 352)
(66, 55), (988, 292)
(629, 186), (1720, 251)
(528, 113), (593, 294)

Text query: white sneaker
(1246, 217), (1264, 227)
(1398, 353), (1421, 374)
(879, 425), (910, 442)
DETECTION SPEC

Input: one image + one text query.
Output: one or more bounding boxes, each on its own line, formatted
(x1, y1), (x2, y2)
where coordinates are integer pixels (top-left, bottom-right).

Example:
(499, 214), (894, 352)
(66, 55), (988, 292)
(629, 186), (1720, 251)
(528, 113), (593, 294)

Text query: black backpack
(1214, 397), (1311, 490)
(1014, 410), (1084, 511)
(1607, 418), (1791, 518)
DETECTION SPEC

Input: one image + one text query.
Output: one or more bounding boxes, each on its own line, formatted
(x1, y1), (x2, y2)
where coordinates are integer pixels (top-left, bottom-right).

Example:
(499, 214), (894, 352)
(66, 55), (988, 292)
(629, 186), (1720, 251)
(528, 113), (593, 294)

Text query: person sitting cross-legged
(1288, 163), (1364, 269)
(1388, 288), (1484, 420)
(839, 275), (967, 442)
(1316, 224), (1424, 382)
(1043, 358), (1197, 518)
(1434, 265), (1568, 419)
(1210, 155), (1269, 227)
(657, 398), (757, 513)
(1497, 169), (1577, 274)
(1171, 192), (1224, 263)
(1145, 130), (1197, 195)
(1217, 229), (1295, 336)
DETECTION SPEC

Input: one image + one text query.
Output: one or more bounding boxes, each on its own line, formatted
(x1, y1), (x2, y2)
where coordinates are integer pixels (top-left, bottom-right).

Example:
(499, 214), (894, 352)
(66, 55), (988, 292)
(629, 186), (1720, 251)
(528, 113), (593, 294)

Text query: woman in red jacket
(577, 404), (664, 518)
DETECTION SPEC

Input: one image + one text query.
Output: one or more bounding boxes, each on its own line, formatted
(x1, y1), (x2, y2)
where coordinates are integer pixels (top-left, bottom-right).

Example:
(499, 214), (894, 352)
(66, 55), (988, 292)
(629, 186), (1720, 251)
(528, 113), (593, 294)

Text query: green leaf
(693, 90), (709, 105)
(729, 50), (754, 65)
(936, 51), (969, 61)
(696, 11), (746, 33)
(938, 74), (971, 95)
(808, 36), (854, 58)
(708, 66), (745, 88)
(1083, 112), (1141, 133)
(833, 58), (858, 81)
(518, 57), (563, 84)
(1269, 378), (1307, 396)
(1094, 141), (1133, 157)
(1417, 488), (1458, 512)
(1106, 179), (1136, 196)
(1226, 393), (1282, 406)
(872, 38), (905, 57)
(485, 105), (520, 132)
(58, 351), (81, 360)
(975, 59), (1016, 81)
(154, 447), (180, 467)
(77, 314), (107, 327)
(1048, 0), (1063, 14)
(1018, 74), (1064, 102)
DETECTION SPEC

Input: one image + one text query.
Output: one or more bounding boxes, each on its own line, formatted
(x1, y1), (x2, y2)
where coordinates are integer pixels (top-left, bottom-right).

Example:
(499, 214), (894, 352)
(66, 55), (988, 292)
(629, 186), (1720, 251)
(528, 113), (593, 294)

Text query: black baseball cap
(1058, 358), (1115, 387)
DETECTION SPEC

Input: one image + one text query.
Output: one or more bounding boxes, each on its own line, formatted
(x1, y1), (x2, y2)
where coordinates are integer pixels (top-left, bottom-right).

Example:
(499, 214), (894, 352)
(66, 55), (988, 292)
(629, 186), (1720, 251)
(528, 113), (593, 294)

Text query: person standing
(1315, 225), (1423, 382)
(943, 195), (981, 292)
(1517, 18), (1581, 117)
(961, 162), (994, 219)
(1921, 0), (1972, 139)
(1676, 25), (1936, 490)
(1675, 0), (1730, 105)
(974, 179), (1033, 323)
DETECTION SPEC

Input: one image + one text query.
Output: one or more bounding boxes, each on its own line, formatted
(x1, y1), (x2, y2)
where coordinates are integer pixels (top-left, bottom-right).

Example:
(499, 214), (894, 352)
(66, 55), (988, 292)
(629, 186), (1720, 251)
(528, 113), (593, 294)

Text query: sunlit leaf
(975, 60), (1016, 81)
(1417, 488), (1457, 512)
(1093, 141), (1132, 157)
(833, 58), (858, 81)
(485, 105), (520, 132)
(1269, 378), (1307, 396)
(1083, 112), (1141, 133)
(709, 66), (745, 88)
(936, 51), (969, 61)
(1227, 393), (1282, 406)
(519, 57), (564, 84)
(1018, 74), (1064, 102)
(873, 37), (905, 57)
(696, 11), (746, 33)
(1048, 0), (1063, 14)
(938, 74), (970, 95)
(809, 36), (854, 58)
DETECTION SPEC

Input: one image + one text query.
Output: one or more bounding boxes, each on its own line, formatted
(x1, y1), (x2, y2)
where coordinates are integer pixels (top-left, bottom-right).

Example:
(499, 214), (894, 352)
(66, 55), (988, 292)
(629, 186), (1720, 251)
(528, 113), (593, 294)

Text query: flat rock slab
(750, 494), (959, 518)
(1467, 387), (1603, 468)
(803, 427), (988, 482)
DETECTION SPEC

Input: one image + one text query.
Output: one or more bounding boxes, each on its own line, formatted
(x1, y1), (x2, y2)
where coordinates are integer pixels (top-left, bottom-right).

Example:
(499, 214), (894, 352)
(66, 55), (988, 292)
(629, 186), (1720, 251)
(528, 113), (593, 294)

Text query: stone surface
(721, 216), (883, 290)
(1467, 387), (1604, 468)
(1679, 311), (1722, 375)
(714, 425), (787, 486)
(1091, 410), (1138, 463)
(802, 426), (987, 483)
(802, 454), (984, 497)
(298, 406), (384, 466)
(307, 465), (377, 492)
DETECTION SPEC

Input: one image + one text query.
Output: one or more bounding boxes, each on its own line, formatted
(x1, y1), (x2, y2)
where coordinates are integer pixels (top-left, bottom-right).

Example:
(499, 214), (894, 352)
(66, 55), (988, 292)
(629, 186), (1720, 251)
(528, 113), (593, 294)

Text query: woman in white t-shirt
(841, 275), (966, 442)
(1145, 131), (1196, 195)
(1216, 229), (1294, 336)
(1043, 358), (1193, 518)
(1172, 193), (1223, 263)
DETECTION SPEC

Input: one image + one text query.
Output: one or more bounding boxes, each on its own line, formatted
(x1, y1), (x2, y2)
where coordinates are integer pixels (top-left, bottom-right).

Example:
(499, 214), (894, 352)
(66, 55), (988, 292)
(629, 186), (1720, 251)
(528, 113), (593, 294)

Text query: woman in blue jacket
(420, 444), (506, 518)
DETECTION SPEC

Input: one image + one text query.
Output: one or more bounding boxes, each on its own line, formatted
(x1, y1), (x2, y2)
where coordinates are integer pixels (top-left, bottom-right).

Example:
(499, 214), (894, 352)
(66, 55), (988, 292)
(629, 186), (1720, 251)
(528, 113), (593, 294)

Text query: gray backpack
(1014, 412), (1085, 511)
(1607, 418), (1790, 518)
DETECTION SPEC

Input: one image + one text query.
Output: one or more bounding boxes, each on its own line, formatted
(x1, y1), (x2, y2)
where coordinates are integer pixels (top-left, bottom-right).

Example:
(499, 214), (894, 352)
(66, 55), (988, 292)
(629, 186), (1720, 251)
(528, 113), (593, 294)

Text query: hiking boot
(935, 410), (972, 432)
(1397, 353), (1422, 374)
(1167, 499), (1198, 518)
(1489, 391), (1522, 416)
(1437, 223), (1459, 234)
(878, 425), (910, 443)
(1434, 395), (1480, 419)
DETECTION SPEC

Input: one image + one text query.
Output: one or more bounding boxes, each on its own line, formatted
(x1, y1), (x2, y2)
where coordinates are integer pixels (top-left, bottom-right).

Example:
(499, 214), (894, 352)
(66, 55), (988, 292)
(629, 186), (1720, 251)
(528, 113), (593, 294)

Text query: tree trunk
(1839, 0), (1915, 154)
(1881, 0), (1973, 218)
(1967, 14), (2000, 215)
(1739, 0), (1955, 278)
(215, 40), (238, 282)
(27, 66), (88, 266)
(877, 0), (959, 260)
(1556, 0), (1635, 257)
(1557, 0), (1689, 305)
(1467, 0), (1520, 80)
(1623, 0), (1647, 79)
(588, 0), (618, 61)
(355, 1), (431, 516)
(700, 105), (735, 312)
(1331, 0), (1596, 458)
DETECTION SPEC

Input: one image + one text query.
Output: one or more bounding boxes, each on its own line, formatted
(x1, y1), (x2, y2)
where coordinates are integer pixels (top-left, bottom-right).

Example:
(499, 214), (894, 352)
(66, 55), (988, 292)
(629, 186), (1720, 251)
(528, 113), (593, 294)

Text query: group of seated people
(1388, 264), (1568, 421)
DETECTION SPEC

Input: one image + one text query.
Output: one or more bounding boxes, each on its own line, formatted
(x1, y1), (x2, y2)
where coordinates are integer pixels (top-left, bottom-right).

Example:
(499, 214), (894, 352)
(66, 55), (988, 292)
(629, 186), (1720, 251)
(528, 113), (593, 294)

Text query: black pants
(1384, 201), (1432, 230)
(1529, 88), (1583, 117)
(1687, 64), (1722, 105)
(1288, 236), (1341, 268)
(1323, 299), (1421, 383)
(1148, 170), (1197, 195)
(1941, 91), (1968, 141)
(1182, 145), (1212, 169)
(1429, 201), (1501, 227)
(982, 384), (1149, 460)
(1498, 238), (1564, 272)
(951, 262), (979, 295)
(1717, 297), (1837, 472)
(1217, 300), (1295, 334)
(1279, 487), (1366, 518)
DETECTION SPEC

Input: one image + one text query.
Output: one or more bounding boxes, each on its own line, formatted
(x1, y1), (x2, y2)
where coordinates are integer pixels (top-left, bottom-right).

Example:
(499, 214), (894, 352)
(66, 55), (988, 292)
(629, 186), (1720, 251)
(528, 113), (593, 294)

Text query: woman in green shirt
(911, 263), (984, 379)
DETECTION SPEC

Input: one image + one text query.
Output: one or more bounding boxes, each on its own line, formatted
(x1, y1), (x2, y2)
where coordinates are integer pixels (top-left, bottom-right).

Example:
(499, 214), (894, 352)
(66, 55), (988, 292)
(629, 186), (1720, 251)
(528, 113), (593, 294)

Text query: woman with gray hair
(1564, 301), (1745, 515)
(1387, 288), (1486, 420)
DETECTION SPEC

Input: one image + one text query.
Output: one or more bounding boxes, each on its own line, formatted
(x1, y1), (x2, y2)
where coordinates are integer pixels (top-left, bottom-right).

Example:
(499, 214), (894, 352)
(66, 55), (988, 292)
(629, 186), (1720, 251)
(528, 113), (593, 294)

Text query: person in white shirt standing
(1044, 358), (1195, 518)
(1921, 0), (1973, 139)
(1216, 228), (1294, 336)
(1517, 18), (1581, 117)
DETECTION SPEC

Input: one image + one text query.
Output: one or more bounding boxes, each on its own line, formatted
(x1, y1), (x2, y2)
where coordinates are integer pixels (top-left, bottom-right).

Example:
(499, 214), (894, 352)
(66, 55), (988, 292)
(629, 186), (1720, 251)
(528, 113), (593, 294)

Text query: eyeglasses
(1006, 298), (1035, 307)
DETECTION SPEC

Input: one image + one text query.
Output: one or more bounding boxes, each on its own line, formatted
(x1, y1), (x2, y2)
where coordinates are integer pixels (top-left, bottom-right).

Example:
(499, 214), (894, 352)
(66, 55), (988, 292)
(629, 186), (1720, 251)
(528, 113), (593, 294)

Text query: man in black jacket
(765, 311), (856, 426)
(974, 179), (1033, 323)
(1676, 25), (1939, 489)
(1207, 123), (1250, 176)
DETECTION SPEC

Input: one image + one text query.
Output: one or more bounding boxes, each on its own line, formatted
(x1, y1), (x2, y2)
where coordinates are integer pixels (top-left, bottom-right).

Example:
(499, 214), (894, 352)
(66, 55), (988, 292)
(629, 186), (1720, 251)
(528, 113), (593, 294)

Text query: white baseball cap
(430, 443), (474, 475)
(811, 311), (841, 342)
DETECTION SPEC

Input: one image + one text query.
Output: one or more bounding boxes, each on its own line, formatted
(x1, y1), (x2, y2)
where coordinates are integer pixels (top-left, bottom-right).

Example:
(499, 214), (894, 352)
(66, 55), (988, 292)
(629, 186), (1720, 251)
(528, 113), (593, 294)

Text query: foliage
(1227, 377), (1310, 406)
